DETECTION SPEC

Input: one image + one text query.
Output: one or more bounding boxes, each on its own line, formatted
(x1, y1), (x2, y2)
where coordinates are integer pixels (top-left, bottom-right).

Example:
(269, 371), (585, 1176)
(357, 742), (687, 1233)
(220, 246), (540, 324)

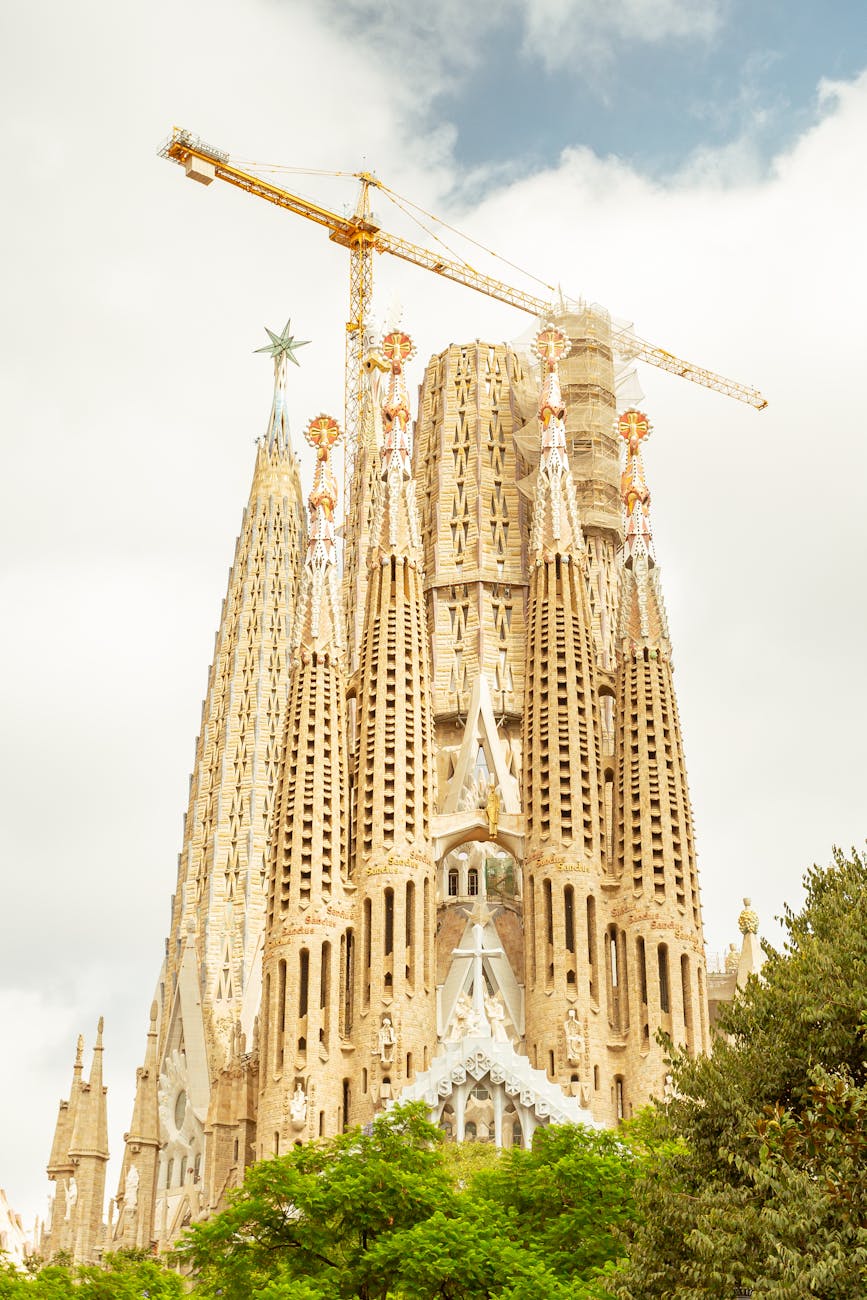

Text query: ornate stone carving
(564, 1009), (584, 1064)
(288, 1084), (307, 1130)
(738, 897), (759, 935)
(124, 1163), (139, 1213)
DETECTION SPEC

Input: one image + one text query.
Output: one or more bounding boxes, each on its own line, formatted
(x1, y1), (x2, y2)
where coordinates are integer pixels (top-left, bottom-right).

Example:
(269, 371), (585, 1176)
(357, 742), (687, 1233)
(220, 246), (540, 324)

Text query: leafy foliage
(613, 846), (867, 1299)
(178, 1102), (644, 1299)
(0, 1250), (184, 1299)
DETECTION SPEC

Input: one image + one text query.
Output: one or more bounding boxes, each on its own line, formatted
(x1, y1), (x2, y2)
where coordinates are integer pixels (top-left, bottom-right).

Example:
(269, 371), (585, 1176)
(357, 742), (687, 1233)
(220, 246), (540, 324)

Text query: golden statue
(485, 779), (501, 839)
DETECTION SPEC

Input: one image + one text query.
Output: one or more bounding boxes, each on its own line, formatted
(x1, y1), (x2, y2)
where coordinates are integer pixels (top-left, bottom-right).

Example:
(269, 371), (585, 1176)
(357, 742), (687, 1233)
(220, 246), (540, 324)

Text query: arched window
(467, 868), (479, 896)
(447, 868), (459, 897)
(464, 1121), (477, 1139)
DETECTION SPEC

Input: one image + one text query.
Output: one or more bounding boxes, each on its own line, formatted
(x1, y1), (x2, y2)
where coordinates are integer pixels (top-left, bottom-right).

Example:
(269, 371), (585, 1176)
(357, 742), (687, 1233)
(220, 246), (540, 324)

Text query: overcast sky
(1, 0), (865, 1233)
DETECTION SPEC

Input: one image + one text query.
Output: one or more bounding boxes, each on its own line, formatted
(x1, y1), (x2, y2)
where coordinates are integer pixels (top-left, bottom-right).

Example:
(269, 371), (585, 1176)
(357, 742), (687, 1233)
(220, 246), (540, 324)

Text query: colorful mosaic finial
(381, 330), (415, 474)
(304, 414), (341, 559)
(529, 325), (583, 556)
(368, 328), (423, 561)
(619, 409), (655, 566)
(293, 414), (344, 655)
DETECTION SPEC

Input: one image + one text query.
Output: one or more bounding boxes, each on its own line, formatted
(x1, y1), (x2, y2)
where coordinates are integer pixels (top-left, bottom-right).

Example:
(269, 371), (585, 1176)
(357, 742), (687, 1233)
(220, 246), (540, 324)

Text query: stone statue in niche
(485, 992), (509, 1043)
(65, 1177), (78, 1221)
(289, 1083), (308, 1129)
(377, 1015), (396, 1066)
(124, 1163), (139, 1212)
(564, 1008), (584, 1064)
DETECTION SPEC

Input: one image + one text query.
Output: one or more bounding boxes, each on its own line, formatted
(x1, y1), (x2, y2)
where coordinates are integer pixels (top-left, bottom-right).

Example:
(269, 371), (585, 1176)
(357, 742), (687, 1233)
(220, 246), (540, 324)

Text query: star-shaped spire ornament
(255, 318), (310, 365)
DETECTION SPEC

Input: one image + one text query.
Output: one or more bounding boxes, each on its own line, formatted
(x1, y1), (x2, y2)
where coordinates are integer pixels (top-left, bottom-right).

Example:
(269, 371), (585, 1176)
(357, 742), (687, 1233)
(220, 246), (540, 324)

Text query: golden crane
(160, 127), (767, 505)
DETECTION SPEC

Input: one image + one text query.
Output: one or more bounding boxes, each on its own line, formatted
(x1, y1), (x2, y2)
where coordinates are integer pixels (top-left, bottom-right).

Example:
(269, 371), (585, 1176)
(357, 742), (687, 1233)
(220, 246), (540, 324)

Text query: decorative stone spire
(255, 318), (310, 454)
(528, 325), (584, 559)
(351, 327), (437, 1126)
(69, 1018), (108, 1160)
(47, 1035), (84, 1179)
(260, 413), (351, 1152)
(620, 408), (655, 568)
(147, 319), (307, 1250)
(369, 330), (423, 561)
(735, 898), (763, 988)
(65, 1019), (109, 1263)
(522, 324), (603, 854)
(521, 325), (606, 1100)
(44, 1032), (86, 1259)
(613, 410), (707, 1077)
(113, 1004), (160, 1251)
(292, 414), (344, 656)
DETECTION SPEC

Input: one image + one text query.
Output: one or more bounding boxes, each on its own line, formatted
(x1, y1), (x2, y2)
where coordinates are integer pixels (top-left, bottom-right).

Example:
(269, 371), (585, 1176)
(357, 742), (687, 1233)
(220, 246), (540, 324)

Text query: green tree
(180, 1101), (648, 1299)
(0, 1250), (184, 1299)
(179, 1103), (455, 1300)
(613, 846), (867, 1299)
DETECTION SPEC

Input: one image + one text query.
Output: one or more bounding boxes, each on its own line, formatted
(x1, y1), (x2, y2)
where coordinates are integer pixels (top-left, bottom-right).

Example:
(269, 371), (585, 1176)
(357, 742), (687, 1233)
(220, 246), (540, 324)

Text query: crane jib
(159, 126), (767, 413)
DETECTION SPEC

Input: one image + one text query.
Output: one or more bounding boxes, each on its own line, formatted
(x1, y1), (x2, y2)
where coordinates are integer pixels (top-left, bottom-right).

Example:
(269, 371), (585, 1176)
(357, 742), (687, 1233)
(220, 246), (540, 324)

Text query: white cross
(453, 902), (504, 1034)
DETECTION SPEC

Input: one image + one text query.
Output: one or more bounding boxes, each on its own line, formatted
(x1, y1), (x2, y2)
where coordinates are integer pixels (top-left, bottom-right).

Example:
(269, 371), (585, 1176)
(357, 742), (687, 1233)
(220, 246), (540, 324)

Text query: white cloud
(519, 0), (724, 69)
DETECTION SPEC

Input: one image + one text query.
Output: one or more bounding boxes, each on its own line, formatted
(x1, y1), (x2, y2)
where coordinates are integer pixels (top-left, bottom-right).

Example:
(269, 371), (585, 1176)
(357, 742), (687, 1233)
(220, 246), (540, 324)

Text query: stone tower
(350, 331), (438, 1122)
(120, 322), (306, 1250)
(610, 408), (708, 1104)
(521, 326), (606, 1094)
(259, 412), (351, 1152)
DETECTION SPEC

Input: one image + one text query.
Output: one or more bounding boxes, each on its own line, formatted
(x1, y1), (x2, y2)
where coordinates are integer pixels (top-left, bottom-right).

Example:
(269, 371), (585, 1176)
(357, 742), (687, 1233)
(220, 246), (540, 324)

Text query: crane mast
(160, 127), (767, 510)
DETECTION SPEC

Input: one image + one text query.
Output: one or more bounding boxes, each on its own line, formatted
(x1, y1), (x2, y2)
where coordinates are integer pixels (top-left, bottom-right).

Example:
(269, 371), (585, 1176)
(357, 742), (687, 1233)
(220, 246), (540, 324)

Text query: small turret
(44, 1034), (85, 1258)
(113, 1003), (160, 1251)
(62, 1019), (109, 1263)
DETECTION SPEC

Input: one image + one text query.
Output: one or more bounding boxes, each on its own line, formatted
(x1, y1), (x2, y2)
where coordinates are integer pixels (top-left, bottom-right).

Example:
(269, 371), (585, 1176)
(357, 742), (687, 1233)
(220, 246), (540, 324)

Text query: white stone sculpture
(125, 1163), (140, 1211)
(65, 1177), (78, 1221)
(447, 993), (473, 1042)
(289, 1084), (308, 1128)
(564, 1009), (584, 1064)
(378, 1015), (396, 1065)
(485, 993), (509, 1043)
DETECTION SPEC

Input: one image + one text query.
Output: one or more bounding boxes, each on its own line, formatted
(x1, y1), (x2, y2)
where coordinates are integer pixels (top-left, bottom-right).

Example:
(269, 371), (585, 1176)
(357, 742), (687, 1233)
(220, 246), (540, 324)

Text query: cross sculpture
(452, 900), (504, 1036)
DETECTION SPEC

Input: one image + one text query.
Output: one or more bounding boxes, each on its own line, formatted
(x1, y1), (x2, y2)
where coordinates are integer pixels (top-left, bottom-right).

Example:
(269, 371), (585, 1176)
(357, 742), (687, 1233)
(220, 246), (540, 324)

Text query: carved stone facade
(44, 308), (732, 1260)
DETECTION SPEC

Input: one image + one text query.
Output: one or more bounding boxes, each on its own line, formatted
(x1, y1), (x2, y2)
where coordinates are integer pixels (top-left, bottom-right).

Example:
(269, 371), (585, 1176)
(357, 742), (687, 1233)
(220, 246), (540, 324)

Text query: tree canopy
(613, 845), (867, 1299)
(178, 1103), (649, 1299)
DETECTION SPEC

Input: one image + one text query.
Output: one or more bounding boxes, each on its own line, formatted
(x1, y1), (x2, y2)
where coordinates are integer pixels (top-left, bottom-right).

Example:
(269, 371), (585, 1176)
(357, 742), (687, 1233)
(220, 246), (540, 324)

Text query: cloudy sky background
(1, 0), (865, 1231)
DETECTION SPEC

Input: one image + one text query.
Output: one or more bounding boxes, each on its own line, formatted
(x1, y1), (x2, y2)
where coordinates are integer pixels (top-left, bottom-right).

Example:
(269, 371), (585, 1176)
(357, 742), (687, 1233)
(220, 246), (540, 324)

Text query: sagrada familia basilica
(40, 306), (762, 1261)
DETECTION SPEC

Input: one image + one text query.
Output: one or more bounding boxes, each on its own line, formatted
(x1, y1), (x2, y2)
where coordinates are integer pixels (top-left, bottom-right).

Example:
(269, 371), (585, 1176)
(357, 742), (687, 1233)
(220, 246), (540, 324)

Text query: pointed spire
(256, 318), (309, 454)
(69, 1018), (108, 1160)
(47, 1034), (86, 1176)
(127, 1003), (160, 1147)
(616, 408), (670, 649)
(292, 414), (344, 657)
(529, 325), (584, 558)
(369, 330), (422, 560)
(618, 409), (655, 567)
